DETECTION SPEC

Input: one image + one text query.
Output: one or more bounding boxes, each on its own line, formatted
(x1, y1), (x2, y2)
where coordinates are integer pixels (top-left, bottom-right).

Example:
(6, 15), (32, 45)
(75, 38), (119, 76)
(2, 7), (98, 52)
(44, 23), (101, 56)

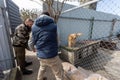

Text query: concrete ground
(22, 50), (56, 80)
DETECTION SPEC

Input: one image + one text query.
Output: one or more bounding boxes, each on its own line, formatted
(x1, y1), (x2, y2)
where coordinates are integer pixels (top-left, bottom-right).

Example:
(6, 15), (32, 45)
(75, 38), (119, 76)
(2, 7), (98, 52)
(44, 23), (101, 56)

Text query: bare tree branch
(20, 8), (41, 21)
(31, 0), (71, 23)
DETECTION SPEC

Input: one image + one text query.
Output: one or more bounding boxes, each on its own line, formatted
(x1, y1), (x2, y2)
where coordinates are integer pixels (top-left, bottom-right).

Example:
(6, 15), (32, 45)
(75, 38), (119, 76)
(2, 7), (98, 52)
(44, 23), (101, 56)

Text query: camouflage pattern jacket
(13, 24), (31, 47)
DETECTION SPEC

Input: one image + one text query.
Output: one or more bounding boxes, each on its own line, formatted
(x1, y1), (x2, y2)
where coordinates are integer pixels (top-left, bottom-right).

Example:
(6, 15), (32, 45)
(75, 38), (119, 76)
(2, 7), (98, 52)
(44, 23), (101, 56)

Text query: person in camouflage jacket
(13, 18), (34, 75)
(13, 24), (31, 47)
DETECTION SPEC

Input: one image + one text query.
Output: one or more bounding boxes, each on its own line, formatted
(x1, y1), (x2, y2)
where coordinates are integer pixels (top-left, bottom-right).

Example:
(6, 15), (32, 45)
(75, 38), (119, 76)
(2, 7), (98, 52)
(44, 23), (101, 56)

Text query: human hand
(33, 48), (36, 52)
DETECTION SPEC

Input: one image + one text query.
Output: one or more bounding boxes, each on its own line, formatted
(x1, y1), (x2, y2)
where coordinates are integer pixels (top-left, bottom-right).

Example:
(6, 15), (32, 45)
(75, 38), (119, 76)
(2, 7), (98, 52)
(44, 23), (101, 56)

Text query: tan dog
(68, 33), (82, 47)
(62, 62), (86, 80)
(62, 62), (108, 80)
(85, 74), (108, 80)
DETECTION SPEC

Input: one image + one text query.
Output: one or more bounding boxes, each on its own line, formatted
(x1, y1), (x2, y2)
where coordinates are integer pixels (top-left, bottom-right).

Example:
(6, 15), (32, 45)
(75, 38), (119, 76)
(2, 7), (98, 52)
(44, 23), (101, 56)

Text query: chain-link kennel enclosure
(59, 0), (120, 80)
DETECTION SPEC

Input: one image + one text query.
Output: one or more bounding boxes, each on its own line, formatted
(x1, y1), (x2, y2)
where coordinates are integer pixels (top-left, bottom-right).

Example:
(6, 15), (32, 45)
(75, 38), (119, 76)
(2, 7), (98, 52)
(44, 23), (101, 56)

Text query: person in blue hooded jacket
(30, 12), (64, 80)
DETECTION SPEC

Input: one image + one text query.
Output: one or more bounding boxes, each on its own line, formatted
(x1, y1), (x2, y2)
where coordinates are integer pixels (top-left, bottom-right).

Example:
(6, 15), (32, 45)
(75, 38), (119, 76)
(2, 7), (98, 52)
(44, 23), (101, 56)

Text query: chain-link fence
(59, 0), (120, 80)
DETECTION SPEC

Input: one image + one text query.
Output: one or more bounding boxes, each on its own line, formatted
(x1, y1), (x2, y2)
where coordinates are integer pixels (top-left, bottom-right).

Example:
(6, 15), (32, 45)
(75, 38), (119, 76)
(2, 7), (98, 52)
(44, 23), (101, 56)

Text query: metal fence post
(109, 18), (117, 40)
(89, 17), (94, 40)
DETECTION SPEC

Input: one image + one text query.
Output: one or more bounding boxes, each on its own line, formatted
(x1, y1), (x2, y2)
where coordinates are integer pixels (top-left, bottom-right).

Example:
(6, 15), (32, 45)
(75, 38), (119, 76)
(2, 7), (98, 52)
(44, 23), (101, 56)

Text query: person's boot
(22, 69), (33, 75)
(25, 61), (32, 67)
(43, 77), (47, 80)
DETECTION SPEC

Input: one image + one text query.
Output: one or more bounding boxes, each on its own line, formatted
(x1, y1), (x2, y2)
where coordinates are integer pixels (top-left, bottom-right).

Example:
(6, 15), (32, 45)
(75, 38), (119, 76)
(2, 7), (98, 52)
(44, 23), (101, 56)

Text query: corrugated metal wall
(57, 8), (120, 45)
(6, 0), (22, 34)
(0, 0), (21, 70)
(0, 8), (13, 70)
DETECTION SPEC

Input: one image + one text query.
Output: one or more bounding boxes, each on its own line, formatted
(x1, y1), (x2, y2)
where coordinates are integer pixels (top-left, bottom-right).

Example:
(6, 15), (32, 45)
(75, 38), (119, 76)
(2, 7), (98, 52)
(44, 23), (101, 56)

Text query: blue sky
(97, 0), (120, 16)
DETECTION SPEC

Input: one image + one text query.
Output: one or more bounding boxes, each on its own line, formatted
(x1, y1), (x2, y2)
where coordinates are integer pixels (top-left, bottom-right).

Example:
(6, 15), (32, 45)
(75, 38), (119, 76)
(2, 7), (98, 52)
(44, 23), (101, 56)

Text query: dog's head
(76, 33), (82, 36)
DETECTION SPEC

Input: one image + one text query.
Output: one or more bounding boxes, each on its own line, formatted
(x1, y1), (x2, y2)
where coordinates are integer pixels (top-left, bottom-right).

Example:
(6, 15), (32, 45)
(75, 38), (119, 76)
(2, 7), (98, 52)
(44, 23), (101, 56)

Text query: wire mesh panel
(59, 0), (120, 80)
(60, 38), (120, 80)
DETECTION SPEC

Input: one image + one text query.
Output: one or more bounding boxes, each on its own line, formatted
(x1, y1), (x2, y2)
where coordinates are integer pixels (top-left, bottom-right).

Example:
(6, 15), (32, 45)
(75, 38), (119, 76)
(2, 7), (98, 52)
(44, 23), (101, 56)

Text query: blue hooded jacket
(32, 15), (58, 59)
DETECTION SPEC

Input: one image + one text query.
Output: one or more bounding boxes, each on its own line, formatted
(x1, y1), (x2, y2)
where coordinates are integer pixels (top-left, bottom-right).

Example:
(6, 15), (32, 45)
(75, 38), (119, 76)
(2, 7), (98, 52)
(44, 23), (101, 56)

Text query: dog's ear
(77, 33), (82, 36)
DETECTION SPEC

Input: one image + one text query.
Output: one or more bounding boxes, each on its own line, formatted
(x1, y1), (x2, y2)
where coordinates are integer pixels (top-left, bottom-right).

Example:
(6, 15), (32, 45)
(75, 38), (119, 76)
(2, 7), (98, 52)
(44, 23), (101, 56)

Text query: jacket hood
(35, 15), (54, 27)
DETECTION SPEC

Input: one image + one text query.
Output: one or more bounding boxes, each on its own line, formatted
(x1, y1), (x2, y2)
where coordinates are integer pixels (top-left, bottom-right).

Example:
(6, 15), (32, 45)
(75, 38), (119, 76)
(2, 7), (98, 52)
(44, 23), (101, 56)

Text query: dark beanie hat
(42, 11), (50, 16)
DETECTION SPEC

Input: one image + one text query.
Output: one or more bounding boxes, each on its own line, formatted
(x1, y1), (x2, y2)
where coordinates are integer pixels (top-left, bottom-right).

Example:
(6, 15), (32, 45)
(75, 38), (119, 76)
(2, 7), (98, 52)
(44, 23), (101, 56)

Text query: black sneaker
(43, 77), (47, 80)
(25, 61), (32, 67)
(22, 69), (33, 75)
